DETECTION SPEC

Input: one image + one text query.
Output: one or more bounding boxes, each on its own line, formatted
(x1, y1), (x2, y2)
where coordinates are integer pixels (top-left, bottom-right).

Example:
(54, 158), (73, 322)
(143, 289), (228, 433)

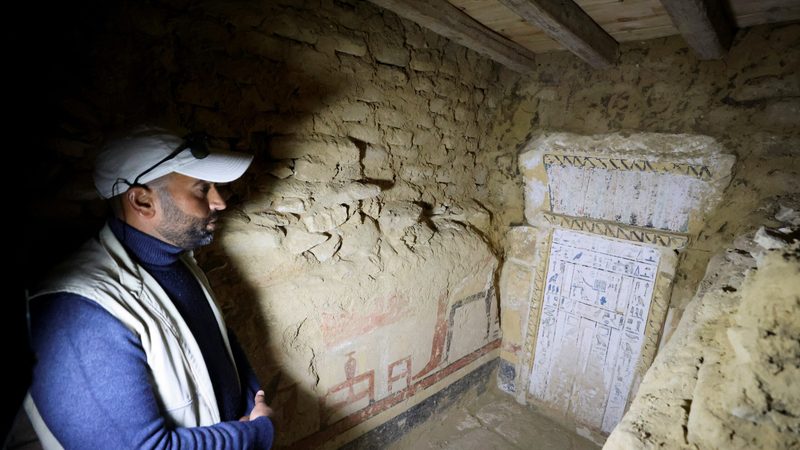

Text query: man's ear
(125, 186), (158, 218)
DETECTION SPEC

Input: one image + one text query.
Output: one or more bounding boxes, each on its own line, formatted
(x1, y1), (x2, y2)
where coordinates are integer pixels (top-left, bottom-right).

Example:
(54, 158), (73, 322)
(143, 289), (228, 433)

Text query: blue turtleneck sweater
(29, 219), (274, 449)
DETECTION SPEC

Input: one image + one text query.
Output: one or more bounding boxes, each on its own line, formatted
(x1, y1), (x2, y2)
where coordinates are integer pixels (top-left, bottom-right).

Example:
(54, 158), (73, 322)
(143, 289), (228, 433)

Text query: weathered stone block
(411, 75), (434, 92)
(378, 201), (422, 232)
(283, 227), (328, 254)
(376, 65), (408, 86)
(410, 50), (439, 72)
(315, 182), (382, 208)
(293, 159), (336, 182)
(499, 262), (534, 309)
(412, 130), (439, 147)
(269, 137), (359, 163)
(340, 101), (371, 122)
(302, 205), (349, 233)
(386, 128), (413, 146)
(346, 124), (381, 144)
(268, 162), (294, 180)
(373, 45), (410, 67)
(506, 226), (537, 265)
(337, 37), (367, 57)
(375, 107), (407, 129)
(357, 83), (385, 103)
(338, 214), (380, 258)
(270, 15), (318, 45)
(219, 224), (282, 254)
(429, 98), (449, 115)
(309, 234), (342, 262)
(271, 197), (306, 214)
(363, 146), (393, 181)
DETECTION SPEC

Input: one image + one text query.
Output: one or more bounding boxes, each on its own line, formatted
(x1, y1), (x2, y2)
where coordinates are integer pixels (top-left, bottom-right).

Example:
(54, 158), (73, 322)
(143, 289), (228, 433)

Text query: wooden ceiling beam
(660, 0), (734, 59)
(367, 0), (537, 73)
(497, 0), (619, 69)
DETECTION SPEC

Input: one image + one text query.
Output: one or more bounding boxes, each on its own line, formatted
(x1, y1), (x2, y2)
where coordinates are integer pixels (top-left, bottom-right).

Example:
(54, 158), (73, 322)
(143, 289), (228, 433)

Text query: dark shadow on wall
(11, 0), (346, 447)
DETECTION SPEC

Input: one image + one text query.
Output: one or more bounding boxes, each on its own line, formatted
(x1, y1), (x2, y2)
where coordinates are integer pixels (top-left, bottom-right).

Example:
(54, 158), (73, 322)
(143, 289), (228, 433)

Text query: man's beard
(156, 192), (218, 249)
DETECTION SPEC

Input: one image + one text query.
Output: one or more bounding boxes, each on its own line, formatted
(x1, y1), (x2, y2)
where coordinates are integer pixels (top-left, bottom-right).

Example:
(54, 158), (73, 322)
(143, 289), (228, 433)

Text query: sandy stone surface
(390, 386), (599, 450)
(605, 199), (800, 449)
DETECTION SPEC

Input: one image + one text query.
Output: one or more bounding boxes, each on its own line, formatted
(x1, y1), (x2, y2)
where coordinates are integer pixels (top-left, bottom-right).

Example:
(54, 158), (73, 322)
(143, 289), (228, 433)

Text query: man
(23, 126), (274, 449)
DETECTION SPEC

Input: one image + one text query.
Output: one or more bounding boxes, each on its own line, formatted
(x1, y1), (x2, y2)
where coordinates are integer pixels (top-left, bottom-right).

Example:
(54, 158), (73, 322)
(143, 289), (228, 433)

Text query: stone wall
(17, 0), (514, 448)
(491, 21), (799, 448)
(604, 202), (799, 449)
(493, 21), (799, 379)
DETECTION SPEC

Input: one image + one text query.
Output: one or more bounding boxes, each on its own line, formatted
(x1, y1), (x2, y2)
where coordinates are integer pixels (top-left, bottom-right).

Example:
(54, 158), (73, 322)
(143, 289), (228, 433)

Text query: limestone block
(257, 178), (313, 201)
(309, 234), (342, 262)
(429, 98), (449, 115)
(375, 108), (406, 128)
(302, 205), (349, 233)
(434, 115), (456, 132)
(386, 128), (413, 146)
(247, 211), (294, 228)
(315, 182), (382, 207)
(271, 197), (306, 214)
(416, 111), (434, 129)
(363, 145), (393, 181)
(340, 102), (371, 122)
(435, 170), (452, 184)
(454, 105), (473, 123)
(378, 201), (422, 232)
(499, 262), (534, 310)
(293, 159), (336, 182)
(439, 58), (458, 78)
(400, 165), (434, 183)
(413, 130), (439, 147)
(463, 203), (491, 233)
(373, 45), (410, 67)
(411, 75), (434, 92)
(284, 227), (328, 254)
(474, 164), (488, 185)
(410, 50), (439, 72)
(337, 214), (380, 258)
(376, 65), (408, 86)
(269, 137), (359, 163)
(357, 83), (384, 103)
(505, 226), (537, 265)
(268, 161), (294, 180)
(333, 163), (362, 182)
(270, 15), (318, 45)
(434, 78), (459, 99)
(316, 33), (367, 57)
(346, 123), (381, 144)
(219, 224), (282, 254)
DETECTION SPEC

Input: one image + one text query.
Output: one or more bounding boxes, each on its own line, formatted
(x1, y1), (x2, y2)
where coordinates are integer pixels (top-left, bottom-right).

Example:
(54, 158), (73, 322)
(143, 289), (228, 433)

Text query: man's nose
(208, 185), (227, 211)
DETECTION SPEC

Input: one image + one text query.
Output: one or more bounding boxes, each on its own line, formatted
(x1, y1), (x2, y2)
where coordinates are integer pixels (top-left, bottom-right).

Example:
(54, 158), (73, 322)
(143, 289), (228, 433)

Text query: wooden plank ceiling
(368, 0), (800, 71)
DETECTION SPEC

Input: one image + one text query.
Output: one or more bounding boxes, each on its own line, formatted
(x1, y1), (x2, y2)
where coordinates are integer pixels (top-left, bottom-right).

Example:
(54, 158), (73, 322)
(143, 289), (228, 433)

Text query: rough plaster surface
(605, 200), (800, 449)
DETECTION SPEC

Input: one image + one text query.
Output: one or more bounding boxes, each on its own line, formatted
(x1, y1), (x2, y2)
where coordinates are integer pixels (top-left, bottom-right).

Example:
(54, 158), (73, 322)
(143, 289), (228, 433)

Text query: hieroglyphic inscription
(542, 154), (713, 180)
(529, 229), (659, 433)
(542, 212), (689, 249)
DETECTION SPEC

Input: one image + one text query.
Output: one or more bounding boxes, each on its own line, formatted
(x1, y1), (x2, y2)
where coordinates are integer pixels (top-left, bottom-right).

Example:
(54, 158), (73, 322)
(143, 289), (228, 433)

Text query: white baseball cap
(93, 126), (254, 199)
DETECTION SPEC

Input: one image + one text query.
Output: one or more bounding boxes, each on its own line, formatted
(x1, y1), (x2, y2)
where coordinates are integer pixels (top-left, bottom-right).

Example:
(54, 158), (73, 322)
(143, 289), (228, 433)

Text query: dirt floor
(388, 385), (601, 450)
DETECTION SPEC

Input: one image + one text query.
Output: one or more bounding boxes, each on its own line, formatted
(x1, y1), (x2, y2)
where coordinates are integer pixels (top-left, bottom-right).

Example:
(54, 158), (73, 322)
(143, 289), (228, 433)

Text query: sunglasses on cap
(110, 132), (211, 198)
(128, 132), (210, 187)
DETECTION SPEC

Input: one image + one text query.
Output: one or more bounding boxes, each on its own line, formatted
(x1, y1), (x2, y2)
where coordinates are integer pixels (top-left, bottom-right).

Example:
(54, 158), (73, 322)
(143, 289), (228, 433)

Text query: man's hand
(249, 390), (273, 420)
